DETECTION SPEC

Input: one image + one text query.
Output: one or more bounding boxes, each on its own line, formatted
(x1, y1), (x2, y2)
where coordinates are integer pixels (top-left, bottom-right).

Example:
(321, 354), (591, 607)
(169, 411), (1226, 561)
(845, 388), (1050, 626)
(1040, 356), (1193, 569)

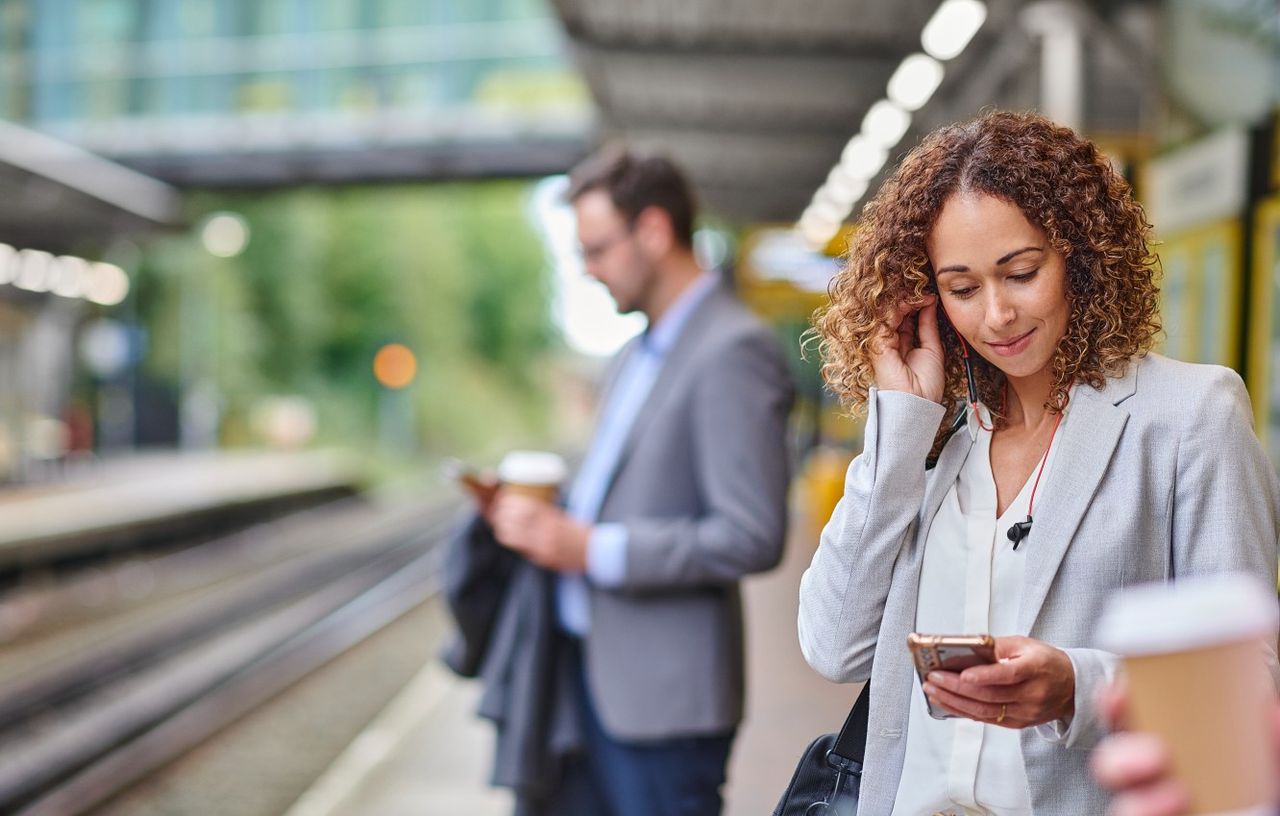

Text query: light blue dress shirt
(556, 272), (719, 635)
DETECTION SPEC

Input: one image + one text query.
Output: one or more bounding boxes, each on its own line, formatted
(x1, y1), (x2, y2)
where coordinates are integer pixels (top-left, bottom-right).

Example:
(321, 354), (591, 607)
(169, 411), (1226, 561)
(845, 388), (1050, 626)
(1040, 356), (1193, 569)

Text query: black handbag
(772, 683), (869, 815)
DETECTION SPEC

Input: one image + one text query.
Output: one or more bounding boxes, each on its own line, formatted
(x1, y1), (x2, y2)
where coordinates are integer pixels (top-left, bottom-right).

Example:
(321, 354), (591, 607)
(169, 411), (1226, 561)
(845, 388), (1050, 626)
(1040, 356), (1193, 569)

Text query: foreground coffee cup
(1098, 573), (1279, 815)
(497, 450), (567, 503)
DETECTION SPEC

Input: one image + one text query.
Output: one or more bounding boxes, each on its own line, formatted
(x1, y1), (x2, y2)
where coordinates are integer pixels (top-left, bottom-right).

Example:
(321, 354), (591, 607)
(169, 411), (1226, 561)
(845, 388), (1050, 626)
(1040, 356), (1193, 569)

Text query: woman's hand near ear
(869, 295), (946, 404)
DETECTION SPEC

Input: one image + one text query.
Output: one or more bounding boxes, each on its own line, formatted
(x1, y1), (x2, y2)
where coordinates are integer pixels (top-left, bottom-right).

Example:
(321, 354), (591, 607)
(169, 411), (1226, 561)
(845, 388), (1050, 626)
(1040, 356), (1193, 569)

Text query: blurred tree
(132, 180), (557, 461)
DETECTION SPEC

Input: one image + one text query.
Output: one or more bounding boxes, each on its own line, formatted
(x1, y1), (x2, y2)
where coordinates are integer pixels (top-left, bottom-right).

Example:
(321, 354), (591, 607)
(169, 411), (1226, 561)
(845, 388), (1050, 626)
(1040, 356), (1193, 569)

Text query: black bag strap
(926, 407), (968, 470)
(827, 682), (869, 768)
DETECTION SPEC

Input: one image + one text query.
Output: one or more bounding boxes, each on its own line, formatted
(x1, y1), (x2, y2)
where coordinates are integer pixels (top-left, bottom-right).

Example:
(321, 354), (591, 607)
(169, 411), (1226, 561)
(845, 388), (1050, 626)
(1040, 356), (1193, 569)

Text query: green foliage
(133, 180), (558, 461)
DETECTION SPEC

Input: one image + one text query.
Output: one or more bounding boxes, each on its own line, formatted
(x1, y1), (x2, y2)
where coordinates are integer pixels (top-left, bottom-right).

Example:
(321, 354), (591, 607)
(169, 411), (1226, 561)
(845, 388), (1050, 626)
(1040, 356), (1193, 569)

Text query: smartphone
(441, 458), (499, 505)
(906, 633), (998, 720)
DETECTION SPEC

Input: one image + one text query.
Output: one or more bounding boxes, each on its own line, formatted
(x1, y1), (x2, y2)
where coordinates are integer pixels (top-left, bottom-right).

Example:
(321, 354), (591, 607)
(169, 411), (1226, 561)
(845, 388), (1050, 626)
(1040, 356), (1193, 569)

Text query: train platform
(285, 508), (858, 816)
(0, 450), (360, 568)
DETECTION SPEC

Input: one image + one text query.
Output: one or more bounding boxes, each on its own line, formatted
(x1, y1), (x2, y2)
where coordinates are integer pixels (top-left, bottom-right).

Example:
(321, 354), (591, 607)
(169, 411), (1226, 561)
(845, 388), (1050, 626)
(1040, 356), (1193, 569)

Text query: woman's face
(927, 193), (1070, 382)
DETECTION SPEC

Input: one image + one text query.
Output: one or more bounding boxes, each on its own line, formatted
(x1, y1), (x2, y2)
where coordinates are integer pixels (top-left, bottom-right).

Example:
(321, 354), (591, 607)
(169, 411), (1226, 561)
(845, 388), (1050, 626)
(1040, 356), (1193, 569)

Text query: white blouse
(890, 398), (1069, 816)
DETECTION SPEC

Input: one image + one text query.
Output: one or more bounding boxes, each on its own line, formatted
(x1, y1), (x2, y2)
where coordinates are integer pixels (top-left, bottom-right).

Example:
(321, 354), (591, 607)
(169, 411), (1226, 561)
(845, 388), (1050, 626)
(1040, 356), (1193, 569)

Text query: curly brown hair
(813, 110), (1160, 444)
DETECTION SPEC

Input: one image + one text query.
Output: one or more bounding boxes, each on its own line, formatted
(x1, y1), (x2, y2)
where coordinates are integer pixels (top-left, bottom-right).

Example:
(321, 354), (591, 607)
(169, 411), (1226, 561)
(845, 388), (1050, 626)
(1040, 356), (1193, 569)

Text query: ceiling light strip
(0, 242), (131, 306)
(796, 0), (988, 250)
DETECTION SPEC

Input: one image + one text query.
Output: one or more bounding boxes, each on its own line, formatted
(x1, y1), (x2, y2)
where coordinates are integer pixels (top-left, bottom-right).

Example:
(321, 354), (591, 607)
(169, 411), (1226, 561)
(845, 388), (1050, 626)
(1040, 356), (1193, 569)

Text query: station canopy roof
(551, 0), (1153, 223)
(0, 119), (184, 255)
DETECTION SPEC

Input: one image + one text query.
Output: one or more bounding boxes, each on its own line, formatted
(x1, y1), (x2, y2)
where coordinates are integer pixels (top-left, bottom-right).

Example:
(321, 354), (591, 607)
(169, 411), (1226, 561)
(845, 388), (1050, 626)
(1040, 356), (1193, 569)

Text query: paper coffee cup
(497, 450), (566, 503)
(1098, 574), (1280, 815)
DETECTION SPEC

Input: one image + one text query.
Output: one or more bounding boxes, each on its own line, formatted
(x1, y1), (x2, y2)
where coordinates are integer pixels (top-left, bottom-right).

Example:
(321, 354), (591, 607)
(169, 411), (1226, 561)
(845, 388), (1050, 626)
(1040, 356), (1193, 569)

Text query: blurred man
(447, 147), (794, 816)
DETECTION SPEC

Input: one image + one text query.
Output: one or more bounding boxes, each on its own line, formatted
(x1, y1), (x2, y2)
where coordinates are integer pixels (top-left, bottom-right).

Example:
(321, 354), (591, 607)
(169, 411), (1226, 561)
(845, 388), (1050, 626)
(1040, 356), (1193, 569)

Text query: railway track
(0, 493), (465, 815)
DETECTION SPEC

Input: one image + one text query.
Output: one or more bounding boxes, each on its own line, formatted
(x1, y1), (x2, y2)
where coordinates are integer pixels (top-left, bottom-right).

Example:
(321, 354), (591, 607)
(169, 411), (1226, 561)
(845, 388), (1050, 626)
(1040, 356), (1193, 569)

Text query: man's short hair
(566, 146), (697, 249)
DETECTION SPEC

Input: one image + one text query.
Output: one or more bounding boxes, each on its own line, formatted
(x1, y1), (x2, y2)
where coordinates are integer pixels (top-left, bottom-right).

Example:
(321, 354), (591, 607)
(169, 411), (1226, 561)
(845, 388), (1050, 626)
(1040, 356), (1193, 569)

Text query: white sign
(746, 228), (841, 293)
(1145, 127), (1248, 235)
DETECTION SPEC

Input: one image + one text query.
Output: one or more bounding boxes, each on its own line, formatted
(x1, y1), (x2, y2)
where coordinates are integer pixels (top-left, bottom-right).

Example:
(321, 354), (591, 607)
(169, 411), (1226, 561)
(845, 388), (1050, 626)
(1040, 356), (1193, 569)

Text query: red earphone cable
(959, 341), (998, 432)
(953, 317), (1065, 524)
(1026, 408), (1065, 518)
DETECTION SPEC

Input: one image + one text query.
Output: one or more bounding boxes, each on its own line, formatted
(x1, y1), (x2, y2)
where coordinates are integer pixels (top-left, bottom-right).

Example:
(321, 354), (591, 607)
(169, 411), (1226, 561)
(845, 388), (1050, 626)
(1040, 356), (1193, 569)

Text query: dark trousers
(542, 639), (735, 816)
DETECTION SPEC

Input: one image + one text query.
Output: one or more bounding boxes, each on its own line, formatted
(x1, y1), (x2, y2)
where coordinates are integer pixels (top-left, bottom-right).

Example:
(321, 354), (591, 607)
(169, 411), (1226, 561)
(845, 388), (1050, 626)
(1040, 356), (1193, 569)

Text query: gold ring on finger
(996, 704), (1007, 724)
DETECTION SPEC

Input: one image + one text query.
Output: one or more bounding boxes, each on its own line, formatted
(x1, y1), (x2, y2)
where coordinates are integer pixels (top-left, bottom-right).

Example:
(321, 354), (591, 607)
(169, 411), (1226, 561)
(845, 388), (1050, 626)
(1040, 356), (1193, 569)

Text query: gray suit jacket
(584, 283), (795, 741)
(798, 353), (1280, 815)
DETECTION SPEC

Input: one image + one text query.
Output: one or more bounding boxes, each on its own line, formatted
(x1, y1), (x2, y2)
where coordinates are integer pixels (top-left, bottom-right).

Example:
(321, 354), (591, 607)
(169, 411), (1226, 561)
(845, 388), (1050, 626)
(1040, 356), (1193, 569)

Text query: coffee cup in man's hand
(497, 451), (567, 504)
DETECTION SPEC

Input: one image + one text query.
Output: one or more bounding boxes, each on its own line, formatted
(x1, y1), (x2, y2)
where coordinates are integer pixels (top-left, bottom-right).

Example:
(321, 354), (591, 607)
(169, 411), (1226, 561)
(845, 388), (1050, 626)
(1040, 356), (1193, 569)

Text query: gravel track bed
(92, 596), (451, 816)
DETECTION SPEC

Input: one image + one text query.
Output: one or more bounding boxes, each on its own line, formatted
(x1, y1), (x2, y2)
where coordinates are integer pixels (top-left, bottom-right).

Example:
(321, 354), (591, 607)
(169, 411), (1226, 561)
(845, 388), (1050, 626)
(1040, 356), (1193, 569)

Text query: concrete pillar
(1020, 0), (1087, 131)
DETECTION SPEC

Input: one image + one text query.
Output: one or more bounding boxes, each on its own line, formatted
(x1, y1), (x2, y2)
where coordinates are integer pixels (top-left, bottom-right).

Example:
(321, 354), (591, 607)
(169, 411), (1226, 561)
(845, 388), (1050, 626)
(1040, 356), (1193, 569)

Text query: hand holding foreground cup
(1096, 573), (1279, 815)
(1093, 686), (1280, 816)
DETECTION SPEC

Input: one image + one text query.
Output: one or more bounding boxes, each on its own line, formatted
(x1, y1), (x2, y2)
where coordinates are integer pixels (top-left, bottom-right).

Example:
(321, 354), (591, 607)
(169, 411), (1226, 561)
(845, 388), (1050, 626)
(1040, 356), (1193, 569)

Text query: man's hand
(490, 492), (591, 572)
(921, 635), (1075, 728)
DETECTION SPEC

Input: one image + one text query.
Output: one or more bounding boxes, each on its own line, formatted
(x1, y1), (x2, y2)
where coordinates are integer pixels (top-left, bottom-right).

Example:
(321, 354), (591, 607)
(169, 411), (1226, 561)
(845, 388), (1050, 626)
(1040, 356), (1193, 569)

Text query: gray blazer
(584, 284), (795, 741)
(798, 353), (1280, 815)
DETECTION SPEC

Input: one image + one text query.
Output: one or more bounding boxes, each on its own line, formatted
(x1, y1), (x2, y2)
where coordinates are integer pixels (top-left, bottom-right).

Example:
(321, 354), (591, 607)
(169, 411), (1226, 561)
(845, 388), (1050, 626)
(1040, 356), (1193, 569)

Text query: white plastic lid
(1097, 573), (1279, 656)
(497, 450), (567, 486)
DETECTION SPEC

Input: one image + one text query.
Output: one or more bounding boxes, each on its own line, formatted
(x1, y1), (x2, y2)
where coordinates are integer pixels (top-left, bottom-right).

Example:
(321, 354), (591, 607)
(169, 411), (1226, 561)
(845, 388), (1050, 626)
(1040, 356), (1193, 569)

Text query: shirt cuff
(1034, 648), (1081, 743)
(1035, 646), (1122, 749)
(585, 523), (628, 587)
(1034, 714), (1074, 742)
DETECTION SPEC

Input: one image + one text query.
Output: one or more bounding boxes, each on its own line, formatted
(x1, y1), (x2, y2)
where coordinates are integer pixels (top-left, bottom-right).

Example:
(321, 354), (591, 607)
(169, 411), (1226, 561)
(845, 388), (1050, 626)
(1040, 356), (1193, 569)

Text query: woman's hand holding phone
(920, 635), (1076, 729)
(870, 294), (946, 404)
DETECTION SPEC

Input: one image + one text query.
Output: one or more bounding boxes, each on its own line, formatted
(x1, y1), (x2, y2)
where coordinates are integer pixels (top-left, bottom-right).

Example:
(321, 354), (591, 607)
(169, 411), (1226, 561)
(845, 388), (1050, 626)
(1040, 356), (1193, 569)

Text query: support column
(1021, 0), (1086, 131)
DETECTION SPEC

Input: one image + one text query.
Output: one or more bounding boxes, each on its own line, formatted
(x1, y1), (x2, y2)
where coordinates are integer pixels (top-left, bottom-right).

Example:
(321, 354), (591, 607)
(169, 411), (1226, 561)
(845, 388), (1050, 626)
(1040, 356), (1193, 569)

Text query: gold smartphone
(441, 458), (499, 505)
(906, 633), (997, 720)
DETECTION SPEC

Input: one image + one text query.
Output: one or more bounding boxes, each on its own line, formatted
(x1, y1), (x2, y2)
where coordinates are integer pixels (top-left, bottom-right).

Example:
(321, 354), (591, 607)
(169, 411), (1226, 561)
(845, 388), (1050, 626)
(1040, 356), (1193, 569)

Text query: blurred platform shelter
(0, 120), (183, 482)
(0, 0), (597, 482)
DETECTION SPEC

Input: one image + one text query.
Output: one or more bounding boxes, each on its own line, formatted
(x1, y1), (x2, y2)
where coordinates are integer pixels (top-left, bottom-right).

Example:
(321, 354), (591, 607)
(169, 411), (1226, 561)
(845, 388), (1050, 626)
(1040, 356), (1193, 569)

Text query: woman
(797, 110), (1279, 815)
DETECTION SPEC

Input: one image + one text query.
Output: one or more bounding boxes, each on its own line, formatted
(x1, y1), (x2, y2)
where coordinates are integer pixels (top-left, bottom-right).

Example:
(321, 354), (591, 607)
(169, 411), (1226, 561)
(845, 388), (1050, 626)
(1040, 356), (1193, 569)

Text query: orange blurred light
(373, 343), (417, 389)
